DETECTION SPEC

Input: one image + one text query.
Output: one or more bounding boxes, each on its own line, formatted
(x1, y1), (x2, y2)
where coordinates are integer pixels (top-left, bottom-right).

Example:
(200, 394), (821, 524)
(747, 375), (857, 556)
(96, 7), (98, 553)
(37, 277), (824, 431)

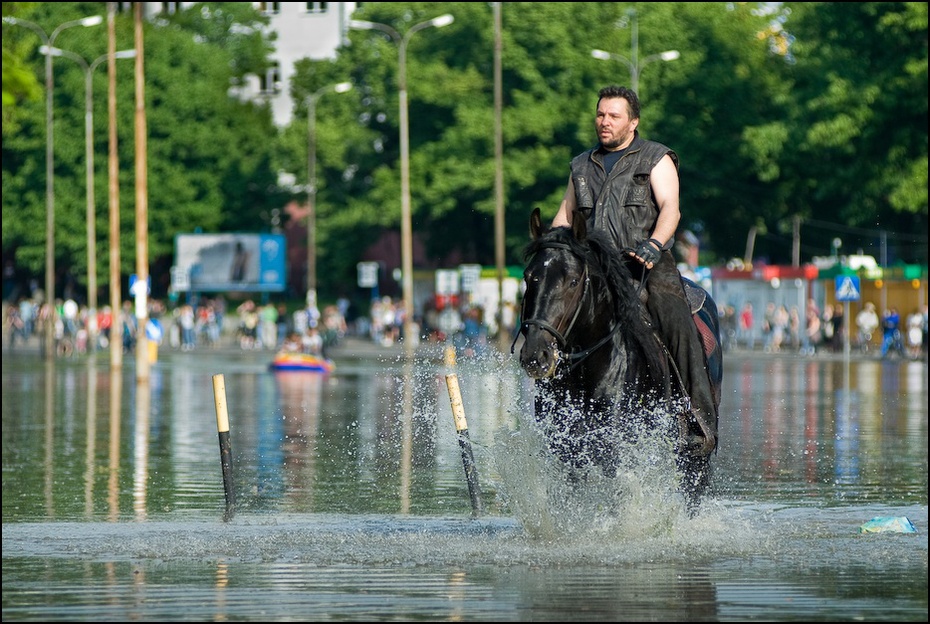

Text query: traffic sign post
(357, 262), (380, 300)
(835, 275), (860, 361)
(129, 274), (151, 320)
(835, 276), (860, 302)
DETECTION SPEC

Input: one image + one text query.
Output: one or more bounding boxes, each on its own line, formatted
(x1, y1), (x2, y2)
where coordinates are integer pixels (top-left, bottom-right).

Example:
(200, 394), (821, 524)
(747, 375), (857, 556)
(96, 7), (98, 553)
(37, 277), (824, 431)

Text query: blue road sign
(835, 275), (861, 302)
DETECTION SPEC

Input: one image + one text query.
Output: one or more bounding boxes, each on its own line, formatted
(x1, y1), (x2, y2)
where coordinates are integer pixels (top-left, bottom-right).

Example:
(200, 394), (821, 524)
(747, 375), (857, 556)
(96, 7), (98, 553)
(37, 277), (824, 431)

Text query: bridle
(511, 241), (622, 370)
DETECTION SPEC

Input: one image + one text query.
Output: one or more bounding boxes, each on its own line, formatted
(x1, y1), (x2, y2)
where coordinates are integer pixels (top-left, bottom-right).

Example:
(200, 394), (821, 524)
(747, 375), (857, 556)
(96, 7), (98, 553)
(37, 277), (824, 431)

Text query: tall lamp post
(305, 81), (352, 312)
(3, 14), (103, 358)
(591, 9), (679, 95)
(350, 13), (455, 356)
(40, 46), (136, 353)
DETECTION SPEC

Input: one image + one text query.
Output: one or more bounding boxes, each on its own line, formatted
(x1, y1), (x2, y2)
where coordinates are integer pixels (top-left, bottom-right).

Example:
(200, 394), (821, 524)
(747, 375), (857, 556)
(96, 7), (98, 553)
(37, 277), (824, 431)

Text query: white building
(139, 2), (356, 127)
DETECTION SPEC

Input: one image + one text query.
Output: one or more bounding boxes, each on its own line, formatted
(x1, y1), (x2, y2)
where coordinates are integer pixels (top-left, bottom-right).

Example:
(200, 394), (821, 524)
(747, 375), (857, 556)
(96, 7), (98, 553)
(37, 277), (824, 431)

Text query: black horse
(514, 208), (723, 510)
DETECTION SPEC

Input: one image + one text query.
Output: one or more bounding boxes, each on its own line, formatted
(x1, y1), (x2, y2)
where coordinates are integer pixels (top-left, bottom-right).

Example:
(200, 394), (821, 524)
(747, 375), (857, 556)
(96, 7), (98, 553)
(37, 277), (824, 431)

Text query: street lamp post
(350, 14), (454, 356)
(3, 14), (103, 358)
(40, 45), (136, 354)
(591, 9), (679, 95)
(305, 81), (352, 312)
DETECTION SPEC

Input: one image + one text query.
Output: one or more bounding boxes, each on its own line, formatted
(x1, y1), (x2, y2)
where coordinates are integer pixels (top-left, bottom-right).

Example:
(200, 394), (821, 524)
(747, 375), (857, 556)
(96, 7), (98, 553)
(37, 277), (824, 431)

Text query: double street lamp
(590, 9), (679, 95)
(40, 45), (136, 353)
(305, 81), (352, 311)
(349, 14), (455, 356)
(3, 14), (103, 358)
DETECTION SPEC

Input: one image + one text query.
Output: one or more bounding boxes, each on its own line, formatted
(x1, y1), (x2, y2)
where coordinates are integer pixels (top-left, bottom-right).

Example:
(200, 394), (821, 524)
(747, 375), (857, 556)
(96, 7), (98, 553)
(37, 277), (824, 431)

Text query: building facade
(137, 1), (356, 127)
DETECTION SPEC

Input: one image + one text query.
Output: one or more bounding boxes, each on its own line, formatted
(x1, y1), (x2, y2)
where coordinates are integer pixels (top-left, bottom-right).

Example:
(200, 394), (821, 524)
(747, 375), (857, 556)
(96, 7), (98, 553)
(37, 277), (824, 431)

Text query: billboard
(173, 233), (287, 293)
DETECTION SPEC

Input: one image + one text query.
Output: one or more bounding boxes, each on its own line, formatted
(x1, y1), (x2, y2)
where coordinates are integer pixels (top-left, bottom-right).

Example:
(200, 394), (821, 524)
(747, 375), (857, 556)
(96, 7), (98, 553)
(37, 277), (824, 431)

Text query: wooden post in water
(445, 371), (482, 517)
(212, 374), (236, 522)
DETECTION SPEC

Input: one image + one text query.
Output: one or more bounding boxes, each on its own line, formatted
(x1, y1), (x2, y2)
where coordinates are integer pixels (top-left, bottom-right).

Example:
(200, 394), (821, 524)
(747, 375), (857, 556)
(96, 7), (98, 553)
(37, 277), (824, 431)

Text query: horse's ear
(530, 207), (543, 240)
(571, 209), (587, 241)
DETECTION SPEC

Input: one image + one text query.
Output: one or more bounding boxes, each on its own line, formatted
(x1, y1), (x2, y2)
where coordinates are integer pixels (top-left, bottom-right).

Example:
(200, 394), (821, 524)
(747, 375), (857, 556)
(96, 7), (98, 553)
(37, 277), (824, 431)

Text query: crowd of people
(2, 296), (143, 356)
(4, 290), (927, 363)
(1, 294), (351, 358)
(718, 299), (928, 360)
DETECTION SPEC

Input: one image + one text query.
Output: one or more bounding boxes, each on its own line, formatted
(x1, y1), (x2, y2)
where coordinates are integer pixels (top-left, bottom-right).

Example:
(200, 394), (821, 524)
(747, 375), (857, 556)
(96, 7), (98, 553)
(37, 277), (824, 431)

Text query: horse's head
(517, 208), (599, 379)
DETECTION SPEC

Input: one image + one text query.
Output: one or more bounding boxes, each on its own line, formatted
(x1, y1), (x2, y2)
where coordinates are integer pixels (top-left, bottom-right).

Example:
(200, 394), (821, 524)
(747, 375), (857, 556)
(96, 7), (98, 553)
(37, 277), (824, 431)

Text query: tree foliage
(2, 1), (281, 297)
(2, 2), (926, 304)
(1, 2), (42, 126)
(774, 2), (928, 262)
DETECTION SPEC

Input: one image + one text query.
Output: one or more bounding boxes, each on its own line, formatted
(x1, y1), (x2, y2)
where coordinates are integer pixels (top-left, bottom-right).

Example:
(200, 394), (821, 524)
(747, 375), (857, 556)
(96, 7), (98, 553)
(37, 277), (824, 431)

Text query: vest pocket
(574, 174), (594, 209)
(624, 173), (650, 206)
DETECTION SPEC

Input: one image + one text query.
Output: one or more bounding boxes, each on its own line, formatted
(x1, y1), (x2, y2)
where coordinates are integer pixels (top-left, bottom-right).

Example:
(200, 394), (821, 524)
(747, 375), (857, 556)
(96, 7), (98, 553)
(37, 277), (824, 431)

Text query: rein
(512, 241), (622, 370)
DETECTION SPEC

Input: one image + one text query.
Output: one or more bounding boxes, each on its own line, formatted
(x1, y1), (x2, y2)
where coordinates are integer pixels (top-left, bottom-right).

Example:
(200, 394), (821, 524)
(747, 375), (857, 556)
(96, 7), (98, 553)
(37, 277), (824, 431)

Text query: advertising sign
(173, 233), (286, 293)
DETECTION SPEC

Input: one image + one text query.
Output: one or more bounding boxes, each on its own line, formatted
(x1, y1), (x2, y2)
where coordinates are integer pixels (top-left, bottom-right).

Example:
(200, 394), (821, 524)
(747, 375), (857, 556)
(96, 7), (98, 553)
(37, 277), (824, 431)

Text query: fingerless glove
(635, 239), (663, 265)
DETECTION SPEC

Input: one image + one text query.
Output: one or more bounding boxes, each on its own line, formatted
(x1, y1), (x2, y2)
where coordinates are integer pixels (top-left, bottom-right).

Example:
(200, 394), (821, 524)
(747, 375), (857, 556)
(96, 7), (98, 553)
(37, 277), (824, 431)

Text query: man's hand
(631, 239), (662, 268)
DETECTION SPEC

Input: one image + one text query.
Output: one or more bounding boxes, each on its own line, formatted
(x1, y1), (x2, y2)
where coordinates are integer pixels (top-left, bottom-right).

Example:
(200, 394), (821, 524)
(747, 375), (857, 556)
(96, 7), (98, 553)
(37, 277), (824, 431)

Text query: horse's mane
(524, 224), (670, 387)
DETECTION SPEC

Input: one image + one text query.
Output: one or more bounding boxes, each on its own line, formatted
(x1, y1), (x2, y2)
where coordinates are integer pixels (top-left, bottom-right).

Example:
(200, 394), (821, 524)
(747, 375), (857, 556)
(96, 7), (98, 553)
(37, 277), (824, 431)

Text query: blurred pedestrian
(829, 303), (844, 353)
(880, 307), (904, 358)
(905, 308), (924, 360)
(738, 302), (755, 349)
(855, 302), (879, 352)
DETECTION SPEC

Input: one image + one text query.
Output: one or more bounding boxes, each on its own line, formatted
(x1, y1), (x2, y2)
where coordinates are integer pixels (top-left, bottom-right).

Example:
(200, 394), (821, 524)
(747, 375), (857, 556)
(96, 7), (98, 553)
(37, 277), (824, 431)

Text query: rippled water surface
(2, 343), (927, 621)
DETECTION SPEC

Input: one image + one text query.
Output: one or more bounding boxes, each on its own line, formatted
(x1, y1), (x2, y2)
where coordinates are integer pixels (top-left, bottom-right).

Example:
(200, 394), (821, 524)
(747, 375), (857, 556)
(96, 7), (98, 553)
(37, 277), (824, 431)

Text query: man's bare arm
(551, 175), (576, 227)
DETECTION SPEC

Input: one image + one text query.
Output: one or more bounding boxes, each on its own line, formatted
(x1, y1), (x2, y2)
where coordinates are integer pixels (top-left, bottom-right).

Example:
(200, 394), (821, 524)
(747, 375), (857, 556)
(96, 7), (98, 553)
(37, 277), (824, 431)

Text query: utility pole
(134, 3), (150, 382)
(493, 2), (507, 352)
(107, 1), (123, 368)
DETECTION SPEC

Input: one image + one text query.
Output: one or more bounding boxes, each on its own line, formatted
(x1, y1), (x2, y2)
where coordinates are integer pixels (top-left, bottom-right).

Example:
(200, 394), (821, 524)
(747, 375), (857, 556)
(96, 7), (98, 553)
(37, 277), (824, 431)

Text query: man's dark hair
(597, 85), (640, 120)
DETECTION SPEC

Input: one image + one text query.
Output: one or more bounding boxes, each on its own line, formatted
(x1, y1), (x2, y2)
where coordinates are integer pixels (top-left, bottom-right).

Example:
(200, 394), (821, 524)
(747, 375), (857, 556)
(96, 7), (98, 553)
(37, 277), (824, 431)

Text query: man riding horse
(551, 85), (717, 458)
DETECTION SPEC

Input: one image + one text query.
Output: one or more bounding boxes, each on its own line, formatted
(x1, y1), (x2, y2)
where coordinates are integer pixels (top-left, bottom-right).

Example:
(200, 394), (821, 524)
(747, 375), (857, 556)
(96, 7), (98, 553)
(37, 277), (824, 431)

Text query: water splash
(491, 395), (750, 554)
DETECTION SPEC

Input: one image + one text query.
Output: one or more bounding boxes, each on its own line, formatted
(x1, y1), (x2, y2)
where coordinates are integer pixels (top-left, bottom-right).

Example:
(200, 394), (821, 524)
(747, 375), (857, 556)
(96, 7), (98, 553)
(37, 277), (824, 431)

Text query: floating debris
(858, 516), (918, 534)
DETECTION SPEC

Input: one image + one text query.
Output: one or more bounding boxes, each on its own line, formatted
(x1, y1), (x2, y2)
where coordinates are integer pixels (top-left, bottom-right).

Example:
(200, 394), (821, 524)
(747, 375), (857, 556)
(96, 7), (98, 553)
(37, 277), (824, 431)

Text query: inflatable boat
(269, 352), (335, 373)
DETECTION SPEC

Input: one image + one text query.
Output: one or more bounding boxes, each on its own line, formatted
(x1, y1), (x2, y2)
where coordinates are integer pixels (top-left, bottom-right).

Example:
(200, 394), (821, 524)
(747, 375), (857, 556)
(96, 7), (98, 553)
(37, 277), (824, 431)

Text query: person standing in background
(880, 307), (903, 358)
(830, 303), (844, 353)
(855, 302), (879, 352)
(738, 302), (755, 350)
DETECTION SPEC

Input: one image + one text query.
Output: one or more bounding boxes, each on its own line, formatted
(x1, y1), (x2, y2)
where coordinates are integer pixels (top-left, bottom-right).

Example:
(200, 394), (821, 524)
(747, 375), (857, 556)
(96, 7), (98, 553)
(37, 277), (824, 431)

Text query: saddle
(682, 277), (706, 315)
(681, 277), (721, 388)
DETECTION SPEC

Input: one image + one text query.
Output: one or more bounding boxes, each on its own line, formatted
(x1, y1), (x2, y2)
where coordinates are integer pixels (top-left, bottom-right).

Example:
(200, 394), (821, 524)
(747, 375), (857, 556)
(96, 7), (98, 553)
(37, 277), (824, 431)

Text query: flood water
(2, 340), (927, 621)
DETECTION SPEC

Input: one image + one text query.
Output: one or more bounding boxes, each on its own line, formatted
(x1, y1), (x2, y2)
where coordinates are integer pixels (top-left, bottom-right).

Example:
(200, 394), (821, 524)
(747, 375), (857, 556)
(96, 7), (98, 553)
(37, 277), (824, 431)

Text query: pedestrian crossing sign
(835, 275), (861, 301)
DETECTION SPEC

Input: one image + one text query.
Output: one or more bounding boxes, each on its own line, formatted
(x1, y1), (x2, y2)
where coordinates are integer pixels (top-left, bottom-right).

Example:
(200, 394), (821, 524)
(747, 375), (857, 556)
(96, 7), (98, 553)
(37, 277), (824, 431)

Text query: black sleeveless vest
(570, 133), (678, 251)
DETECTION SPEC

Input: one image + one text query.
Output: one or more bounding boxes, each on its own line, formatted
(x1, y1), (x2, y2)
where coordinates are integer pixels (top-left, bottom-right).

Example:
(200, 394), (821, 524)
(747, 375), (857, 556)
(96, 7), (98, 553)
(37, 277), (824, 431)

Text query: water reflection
(3, 351), (926, 519)
(84, 362), (96, 518)
(712, 357), (928, 504)
(43, 359), (55, 517)
(1, 349), (926, 621)
(108, 367), (122, 521)
(133, 379), (151, 520)
(276, 371), (322, 512)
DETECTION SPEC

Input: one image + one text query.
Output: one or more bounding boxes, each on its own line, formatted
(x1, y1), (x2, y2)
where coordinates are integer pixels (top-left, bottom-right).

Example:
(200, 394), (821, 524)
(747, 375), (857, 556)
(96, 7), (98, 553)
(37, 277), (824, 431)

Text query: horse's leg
(676, 452), (710, 515)
(535, 382), (591, 473)
(592, 421), (620, 479)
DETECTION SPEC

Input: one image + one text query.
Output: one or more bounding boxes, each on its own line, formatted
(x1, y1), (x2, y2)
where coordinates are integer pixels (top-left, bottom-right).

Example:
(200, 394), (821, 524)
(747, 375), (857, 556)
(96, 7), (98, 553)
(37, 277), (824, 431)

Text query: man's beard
(600, 130), (631, 150)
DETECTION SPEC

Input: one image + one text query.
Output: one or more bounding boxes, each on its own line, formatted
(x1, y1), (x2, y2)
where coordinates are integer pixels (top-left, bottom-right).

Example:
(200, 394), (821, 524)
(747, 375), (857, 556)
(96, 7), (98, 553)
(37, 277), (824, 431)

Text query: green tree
(1, 2), (42, 129)
(772, 2), (928, 264)
(1, 2), (282, 299)
(286, 1), (781, 293)
(4, 2), (925, 307)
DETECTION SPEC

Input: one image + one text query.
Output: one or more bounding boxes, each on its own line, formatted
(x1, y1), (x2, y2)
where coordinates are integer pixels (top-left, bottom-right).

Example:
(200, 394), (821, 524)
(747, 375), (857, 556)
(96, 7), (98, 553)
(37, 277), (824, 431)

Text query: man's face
(595, 97), (638, 151)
